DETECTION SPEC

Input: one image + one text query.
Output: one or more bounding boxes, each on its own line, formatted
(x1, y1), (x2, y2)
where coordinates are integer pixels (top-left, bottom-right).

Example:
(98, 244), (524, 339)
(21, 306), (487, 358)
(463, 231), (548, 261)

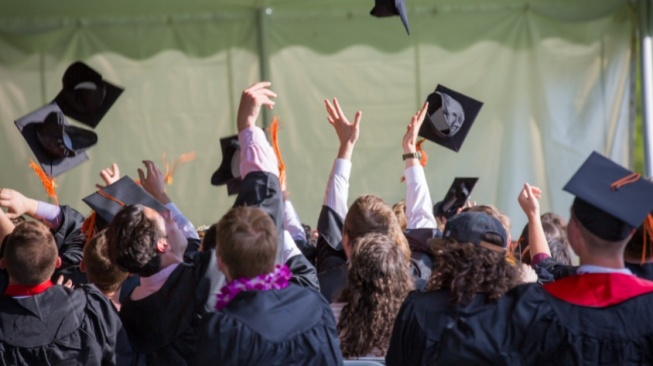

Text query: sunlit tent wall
(0, 0), (639, 236)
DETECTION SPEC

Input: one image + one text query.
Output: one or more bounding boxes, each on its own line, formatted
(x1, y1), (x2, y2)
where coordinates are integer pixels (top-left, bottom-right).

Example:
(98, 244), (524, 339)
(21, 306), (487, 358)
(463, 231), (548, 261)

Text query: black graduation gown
(0, 284), (127, 366)
(625, 261), (653, 281)
(119, 251), (225, 365)
(396, 274), (653, 365)
(194, 283), (344, 366)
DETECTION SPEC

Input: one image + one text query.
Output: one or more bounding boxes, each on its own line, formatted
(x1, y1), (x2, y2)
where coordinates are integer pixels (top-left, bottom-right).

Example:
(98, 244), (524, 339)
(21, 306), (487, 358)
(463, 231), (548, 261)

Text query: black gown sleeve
(286, 253), (320, 291)
(533, 257), (578, 283)
(386, 292), (429, 366)
(316, 205), (347, 273)
(52, 205), (86, 270)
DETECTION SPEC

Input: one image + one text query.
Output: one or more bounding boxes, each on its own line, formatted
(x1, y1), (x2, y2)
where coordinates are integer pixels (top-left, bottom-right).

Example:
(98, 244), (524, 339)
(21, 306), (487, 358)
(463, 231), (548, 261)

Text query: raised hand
(96, 163), (121, 189)
(517, 183), (542, 220)
(402, 101), (429, 154)
(138, 160), (171, 204)
(0, 188), (38, 219)
(237, 81), (277, 132)
(324, 98), (362, 160)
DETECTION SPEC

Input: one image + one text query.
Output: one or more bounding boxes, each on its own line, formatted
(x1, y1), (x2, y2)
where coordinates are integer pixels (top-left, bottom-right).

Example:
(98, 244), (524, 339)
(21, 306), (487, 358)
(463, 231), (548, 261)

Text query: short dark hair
(105, 205), (163, 277)
(84, 229), (129, 293)
(5, 221), (58, 285)
(216, 206), (277, 280)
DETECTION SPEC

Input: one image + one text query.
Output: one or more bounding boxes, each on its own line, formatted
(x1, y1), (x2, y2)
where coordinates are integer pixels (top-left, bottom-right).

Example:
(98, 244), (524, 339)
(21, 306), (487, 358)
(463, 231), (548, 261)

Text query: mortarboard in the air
(433, 177), (478, 219)
(370, 0), (410, 35)
(15, 103), (98, 177)
(54, 61), (124, 129)
(563, 151), (653, 241)
(82, 176), (169, 226)
(211, 135), (242, 196)
(418, 84), (483, 152)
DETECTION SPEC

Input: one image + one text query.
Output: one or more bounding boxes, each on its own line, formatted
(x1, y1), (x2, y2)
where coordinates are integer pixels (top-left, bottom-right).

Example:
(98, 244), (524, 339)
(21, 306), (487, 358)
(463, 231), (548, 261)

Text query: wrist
(337, 144), (354, 160)
(26, 198), (39, 217)
(156, 193), (172, 205)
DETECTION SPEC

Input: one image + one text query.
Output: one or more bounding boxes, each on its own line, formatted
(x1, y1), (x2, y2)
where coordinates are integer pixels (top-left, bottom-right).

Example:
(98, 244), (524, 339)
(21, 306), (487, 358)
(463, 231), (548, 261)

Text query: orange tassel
(81, 212), (97, 246)
(400, 139), (429, 182)
(162, 151), (197, 185)
(28, 159), (58, 205)
(642, 214), (653, 265)
(269, 117), (286, 188)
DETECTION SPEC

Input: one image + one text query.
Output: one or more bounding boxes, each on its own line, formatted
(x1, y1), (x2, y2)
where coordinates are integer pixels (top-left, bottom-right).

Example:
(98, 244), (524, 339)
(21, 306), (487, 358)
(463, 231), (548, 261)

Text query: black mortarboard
(418, 84), (483, 152)
(15, 103), (97, 177)
(433, 177), (478, 219)
(430, 211), (508, 252)
(54, 61), (124, 129)
(82, 176), (169, 225)
(370, 0), (410, 35)
(564, 151), (653, 241)
(211, 135), (242, 196)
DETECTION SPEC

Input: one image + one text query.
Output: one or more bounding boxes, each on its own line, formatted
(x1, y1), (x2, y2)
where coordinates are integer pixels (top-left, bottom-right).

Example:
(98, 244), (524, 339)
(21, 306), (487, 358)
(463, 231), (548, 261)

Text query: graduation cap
(82, 176), (169, 227)
(433, 177), (478, 219)
(418, 85), (483, 152)
(432, 211), (507, 252)
(564, 151), (653, 241)
(211, 135), (242, 196)
(370, 0), (410, 35)
(15, 103), (97, 177)
(54, 61), (124, 129)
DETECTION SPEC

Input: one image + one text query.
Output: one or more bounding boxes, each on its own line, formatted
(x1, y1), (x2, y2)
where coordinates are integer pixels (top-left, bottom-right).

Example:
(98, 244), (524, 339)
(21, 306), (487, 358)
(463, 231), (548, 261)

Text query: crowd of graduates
(2, 75), (653, 366)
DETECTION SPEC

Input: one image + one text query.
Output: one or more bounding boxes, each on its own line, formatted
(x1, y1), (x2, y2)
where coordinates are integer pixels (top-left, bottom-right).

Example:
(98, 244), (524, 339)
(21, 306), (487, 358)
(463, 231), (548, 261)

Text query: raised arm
(403, 102), (437, 229)
(517, 183), (550, 261)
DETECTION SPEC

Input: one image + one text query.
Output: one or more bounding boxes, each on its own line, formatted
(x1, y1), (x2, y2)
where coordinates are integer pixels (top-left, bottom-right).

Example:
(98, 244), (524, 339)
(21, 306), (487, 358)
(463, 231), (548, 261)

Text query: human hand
(519, 263), (538, 283)
(138, 160), (171, 204)
(56, 274), (74, 289)
(517, 183), (541, 220)
(324, 98), (361, 160)
(96, 163), (121, 189)
(0, 188), (38, 219)
(402, 102), (429, 154)
(237, 81), (277, 132)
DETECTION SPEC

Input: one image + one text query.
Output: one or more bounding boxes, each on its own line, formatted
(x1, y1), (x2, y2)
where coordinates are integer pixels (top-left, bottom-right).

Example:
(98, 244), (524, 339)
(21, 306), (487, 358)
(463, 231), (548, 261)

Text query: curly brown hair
(337, 233), (414, 357)
(427, 238), (521, 306)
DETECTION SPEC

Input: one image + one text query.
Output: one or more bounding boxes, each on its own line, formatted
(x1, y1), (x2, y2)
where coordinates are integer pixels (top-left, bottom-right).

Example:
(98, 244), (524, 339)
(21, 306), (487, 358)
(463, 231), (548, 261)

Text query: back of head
(570, 200), (632, 255)
(337, 233), (413, 357)
(519, 221), (568, 265)
(463, 204), (511, 235)
(345, 195), (410, 261)
(105, 204), (162, 277)
(428, 212), (519, 305)
(217, 206), (277, 280)
(84, 229), (129, 293)
(5, 221), (58, 285)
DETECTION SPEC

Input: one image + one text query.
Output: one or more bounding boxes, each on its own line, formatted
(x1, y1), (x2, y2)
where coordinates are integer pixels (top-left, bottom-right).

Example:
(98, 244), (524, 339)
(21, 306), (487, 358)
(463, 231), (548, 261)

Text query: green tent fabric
(0, 0), (638, 236)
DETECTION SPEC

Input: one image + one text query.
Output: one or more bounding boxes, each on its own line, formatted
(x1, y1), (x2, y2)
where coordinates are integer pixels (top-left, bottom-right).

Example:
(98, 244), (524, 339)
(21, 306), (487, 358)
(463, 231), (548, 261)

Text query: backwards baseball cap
(564, 151), (653, 241)
(370, 0), (410, 35)
(54, 61), (124, 129)
(433, 177), (478, 219)
(430, 211), (507, 253)
(15, 103), (97, 177)
(418, 84), (483, 152)
(211, 135), (242, 196)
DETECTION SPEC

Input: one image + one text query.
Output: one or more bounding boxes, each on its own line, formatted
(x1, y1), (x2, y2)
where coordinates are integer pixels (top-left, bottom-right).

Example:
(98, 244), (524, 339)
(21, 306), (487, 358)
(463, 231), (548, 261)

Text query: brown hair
(427, 238), (520, 306)
(4, 221), (58, 285)
(337, 233), (413, 357)
(84, 229), (129, 293)
(519, 221), (572, 265)
(344, 195), (410, 262)
(216, 206), (277, 279)
(392, 200), (407, 231)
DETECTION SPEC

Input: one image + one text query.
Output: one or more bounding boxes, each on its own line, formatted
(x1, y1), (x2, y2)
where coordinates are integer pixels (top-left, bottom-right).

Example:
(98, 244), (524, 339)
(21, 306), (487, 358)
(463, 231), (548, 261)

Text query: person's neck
(103, 289), (121, 311)
(578, 253), (625, 269)
(159, 252), (183, 269)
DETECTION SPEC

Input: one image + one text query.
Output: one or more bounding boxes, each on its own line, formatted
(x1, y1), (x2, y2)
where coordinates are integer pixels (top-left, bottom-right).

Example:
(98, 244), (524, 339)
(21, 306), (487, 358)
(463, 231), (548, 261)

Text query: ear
(79, 259), (86, 273)
(55, 256), (62, 269)
(156, 237), (168, 253)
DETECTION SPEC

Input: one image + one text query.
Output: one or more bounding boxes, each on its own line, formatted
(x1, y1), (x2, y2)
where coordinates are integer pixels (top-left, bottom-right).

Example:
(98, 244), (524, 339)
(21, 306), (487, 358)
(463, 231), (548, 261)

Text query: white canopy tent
(0, 0), (646, 237)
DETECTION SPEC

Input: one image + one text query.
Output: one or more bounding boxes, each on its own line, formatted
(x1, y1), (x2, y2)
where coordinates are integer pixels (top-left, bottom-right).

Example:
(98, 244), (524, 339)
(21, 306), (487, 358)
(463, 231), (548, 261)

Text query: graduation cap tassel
(269, 117), (286, 188)
(400, 139), (429, 182)
(28, 159), (58, 205)
(163, 151), (197, 185)
(81, 212), (97, 247)
(642, 214), (653, 265)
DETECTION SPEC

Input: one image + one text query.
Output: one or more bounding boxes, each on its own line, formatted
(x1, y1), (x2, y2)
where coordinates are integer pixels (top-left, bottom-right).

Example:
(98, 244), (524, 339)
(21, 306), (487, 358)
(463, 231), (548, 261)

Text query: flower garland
(215, 264), (292, 311)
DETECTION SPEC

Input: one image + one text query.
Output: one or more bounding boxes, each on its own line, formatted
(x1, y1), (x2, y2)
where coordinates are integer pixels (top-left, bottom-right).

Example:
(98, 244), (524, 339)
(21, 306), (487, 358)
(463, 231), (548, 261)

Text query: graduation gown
(0, 284), (127, 366)
(119, 250), (225, 365)
(194, 283), (344, 366)
(394, 274), (653, 365)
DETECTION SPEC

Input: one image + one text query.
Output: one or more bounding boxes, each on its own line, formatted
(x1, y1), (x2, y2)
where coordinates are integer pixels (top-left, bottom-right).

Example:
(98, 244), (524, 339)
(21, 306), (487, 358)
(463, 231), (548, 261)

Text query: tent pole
(639, 0), (653, 176)
(256, 6), (271, 128)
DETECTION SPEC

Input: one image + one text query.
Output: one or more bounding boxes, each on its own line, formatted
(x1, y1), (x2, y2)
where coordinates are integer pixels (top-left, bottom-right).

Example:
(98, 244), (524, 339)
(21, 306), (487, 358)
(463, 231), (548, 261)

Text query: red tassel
(28, 159), (58, 205)
(269, 117), (286, 188)
(81, 212), (97, 247)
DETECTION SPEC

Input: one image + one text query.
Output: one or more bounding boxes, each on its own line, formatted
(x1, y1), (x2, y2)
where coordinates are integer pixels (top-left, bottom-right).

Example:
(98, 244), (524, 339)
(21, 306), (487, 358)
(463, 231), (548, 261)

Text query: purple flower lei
(215, 264), (292, 311)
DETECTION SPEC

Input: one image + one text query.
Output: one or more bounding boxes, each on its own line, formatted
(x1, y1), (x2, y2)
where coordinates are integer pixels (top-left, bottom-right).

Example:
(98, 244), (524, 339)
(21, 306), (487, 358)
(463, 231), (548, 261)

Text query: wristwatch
(402, 151), (422, 161)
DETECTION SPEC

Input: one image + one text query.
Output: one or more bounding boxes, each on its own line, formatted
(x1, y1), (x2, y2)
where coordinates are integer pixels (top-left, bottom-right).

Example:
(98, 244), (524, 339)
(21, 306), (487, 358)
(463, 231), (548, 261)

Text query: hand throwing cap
(564, 151), (653, 241)
(418, 84), (483, 152)
(54, 61), (124, 129)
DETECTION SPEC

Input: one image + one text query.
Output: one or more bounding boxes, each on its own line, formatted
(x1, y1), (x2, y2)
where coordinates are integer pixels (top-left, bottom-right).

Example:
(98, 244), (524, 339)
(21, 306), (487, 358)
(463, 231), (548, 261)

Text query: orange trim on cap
(610, 172), (640, 191)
